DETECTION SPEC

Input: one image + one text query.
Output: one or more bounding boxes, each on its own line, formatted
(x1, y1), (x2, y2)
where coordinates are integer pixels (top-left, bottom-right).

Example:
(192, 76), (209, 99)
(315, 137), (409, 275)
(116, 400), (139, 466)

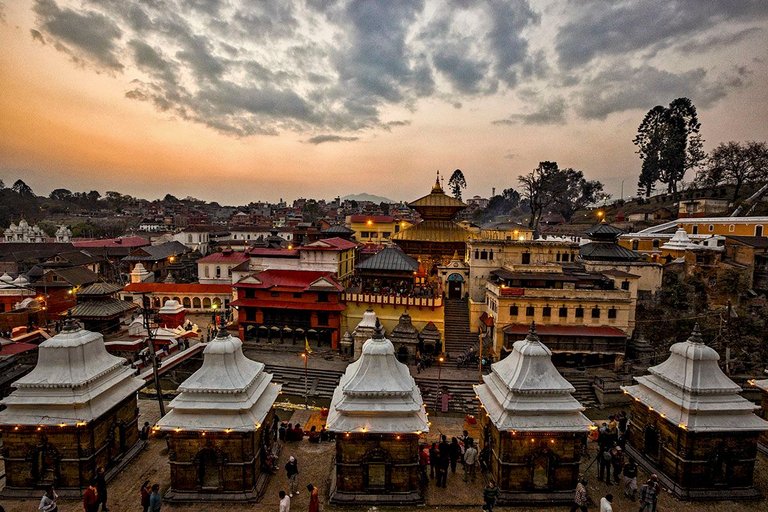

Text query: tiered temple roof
(474, 323), (591, 432)
(156, 326), (280, 432)
(0, 318), (144, 425)
(623, 325), (768, 433)
(389, 312), (420, 346)
(326, 321), (429, 434)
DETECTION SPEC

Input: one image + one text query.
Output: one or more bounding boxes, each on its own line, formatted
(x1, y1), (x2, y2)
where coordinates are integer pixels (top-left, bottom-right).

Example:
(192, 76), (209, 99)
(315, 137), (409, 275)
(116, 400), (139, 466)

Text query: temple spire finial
(432, 170), (443, 192)
(216, 310), (229, 338)
(373, 318), (385, 339)
(525, 321), (540, 343)
(61, 309), (80, 332)
(689, 323), (703, 344)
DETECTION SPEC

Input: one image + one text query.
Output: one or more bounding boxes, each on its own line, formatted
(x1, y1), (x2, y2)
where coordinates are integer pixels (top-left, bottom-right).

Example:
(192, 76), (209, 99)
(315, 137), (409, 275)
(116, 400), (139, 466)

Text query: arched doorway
(447, 273), (464, 299)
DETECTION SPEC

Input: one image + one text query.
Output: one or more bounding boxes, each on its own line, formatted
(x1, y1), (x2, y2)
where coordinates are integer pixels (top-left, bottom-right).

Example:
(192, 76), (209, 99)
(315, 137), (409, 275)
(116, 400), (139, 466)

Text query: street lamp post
(437, 355), (444, 390)
(141, 294), (166, 417)
(301, 351), (308, 409)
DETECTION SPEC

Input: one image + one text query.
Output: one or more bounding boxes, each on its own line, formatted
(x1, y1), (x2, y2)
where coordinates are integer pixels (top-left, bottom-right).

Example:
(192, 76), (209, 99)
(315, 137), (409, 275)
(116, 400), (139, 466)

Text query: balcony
(342, 292), (443, 308)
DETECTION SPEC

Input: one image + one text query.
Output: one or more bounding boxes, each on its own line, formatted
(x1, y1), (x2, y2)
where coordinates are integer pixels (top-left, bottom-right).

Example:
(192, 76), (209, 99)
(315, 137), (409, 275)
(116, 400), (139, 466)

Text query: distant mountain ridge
(341, 193), (395, 203)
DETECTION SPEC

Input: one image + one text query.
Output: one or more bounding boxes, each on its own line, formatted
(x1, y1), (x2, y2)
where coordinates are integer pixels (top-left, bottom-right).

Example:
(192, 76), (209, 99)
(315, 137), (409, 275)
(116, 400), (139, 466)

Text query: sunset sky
(1, 1), (767, 205)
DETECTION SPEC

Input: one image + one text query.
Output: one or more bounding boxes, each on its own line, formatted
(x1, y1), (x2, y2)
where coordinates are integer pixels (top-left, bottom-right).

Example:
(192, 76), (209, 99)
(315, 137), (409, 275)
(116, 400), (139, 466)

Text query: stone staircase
(561, 370), (598, 409)
(443, 298), (478, 359)
(264, 364), (344, 401)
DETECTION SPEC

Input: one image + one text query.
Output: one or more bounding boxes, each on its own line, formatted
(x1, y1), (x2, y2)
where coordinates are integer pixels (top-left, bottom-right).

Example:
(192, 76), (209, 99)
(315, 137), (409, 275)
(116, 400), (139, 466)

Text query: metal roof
(356, 247), (418, 272)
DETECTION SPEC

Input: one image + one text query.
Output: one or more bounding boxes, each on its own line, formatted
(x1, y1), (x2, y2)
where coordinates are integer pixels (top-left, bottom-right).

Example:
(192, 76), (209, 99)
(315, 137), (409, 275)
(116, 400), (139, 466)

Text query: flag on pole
(304, 336), (313, 354)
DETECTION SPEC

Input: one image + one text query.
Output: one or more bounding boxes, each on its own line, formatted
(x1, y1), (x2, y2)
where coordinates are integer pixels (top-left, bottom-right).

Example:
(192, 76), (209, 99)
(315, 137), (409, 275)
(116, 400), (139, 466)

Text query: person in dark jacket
(436, 435), (450, 487)
(449, 437), (461, 473)
(285, 455), (299, 497)
(429, 443), (439, 479)
(96, 466), (108, 511)
(483, 480), (499, 512)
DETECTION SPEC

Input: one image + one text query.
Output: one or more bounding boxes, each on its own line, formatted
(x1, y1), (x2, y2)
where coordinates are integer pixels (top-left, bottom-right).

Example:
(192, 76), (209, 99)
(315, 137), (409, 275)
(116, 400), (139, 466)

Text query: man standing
(96, 466), (108, 512)
(148, 484), (162, 512)
(623, 458), (638, 500)
(569, 478), (588, 512)
(278, 490), (290, 512)
(599, 493), (613, 512)
(437, 435), (450, 487)
(285, 456), (299, 497)
(462, 439), (478, 483)
(639, 474), (660, 512)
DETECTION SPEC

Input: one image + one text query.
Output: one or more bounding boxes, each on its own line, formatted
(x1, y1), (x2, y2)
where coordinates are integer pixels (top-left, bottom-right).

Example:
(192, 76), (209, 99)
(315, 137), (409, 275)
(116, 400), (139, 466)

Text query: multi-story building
(197, 249), (249, 284)
(346, 215), (410, 244)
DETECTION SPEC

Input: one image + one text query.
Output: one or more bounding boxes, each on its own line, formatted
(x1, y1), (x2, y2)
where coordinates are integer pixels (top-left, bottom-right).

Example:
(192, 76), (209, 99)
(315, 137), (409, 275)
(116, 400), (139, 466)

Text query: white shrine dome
(623, 325), (768, 432)
(156, 326), (280, 432)
(661, 228), (698, 251)
(474, 323), (591, 432)
(326, 320), (429, 434)
(0, 318), (145, 425)
(158, 299), (184, 315)
(0, 273), (13, 283)
(356, 308), (378, 330)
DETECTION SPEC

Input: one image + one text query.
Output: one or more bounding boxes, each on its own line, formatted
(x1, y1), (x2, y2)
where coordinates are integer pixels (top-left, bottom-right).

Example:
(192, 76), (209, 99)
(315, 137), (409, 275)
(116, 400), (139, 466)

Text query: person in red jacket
(307, 483), (319, 512)
(140, 480), (151, 512)
(83, 480), (99, 512)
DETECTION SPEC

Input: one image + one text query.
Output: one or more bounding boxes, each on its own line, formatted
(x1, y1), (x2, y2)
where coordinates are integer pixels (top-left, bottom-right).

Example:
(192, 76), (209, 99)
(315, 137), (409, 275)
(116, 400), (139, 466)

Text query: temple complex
(0, 317), (145, 497)
(474, 323), (591, 504)
(155, 324), (281, 502)
(392, 172), (470, 276)
(622, 325), (768, 500)
(326, 320), (429, 505)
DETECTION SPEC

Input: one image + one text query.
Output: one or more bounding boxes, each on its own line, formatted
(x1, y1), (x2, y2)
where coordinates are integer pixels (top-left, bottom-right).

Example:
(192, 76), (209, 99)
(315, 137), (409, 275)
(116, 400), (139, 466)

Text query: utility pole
(141, 294), (165, 417)
(301, 351), (308, 409)
(478, 333), (484, 383)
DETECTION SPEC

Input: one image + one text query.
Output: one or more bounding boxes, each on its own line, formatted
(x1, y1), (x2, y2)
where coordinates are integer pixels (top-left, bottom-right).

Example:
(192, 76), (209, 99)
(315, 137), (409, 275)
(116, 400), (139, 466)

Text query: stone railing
(342, 293), (443, 308)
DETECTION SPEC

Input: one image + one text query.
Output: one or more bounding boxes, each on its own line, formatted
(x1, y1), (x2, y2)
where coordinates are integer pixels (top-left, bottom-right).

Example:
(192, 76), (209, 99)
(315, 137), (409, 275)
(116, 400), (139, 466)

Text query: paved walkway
(3, 399), (767, 511)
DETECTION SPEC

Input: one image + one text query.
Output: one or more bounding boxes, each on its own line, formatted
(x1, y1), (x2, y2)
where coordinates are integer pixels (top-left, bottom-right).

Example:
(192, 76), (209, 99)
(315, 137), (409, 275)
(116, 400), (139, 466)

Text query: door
(447, 273), (464, 299)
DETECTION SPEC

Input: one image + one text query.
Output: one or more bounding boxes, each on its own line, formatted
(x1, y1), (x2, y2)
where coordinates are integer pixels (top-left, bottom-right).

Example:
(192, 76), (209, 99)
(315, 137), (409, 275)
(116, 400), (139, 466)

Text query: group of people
(419, 431), (480, 488)
(277, 455), (319, 512)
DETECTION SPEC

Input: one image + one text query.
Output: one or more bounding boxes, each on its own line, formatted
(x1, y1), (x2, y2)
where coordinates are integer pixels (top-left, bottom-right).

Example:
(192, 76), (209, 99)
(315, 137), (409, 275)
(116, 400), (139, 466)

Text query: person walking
(149, 484), (162, 512)
(285, 455), (299, 497)
(462, 439), (478, 483)
(449, 437), (461, 474)
(96, 466), (108, 511)
(639, 475), (660, 512)
(437, 435), (450, 487)
(570, 478), (588, 512)
(307, 483), (319, 512)
(599, 493), (613, 512)
(429, 442), (439, 479)
(279, 490), (291, 512)
(482, 480), (499, 512)
(83, 480), (99, 512)
(610, 446), (624, 484)
(598, 445), (612, 484)
(622, 459), (638, 500)
(38, 485), (58, 512)
(140, 480), (151, 512)
(419, 445), (430, 485)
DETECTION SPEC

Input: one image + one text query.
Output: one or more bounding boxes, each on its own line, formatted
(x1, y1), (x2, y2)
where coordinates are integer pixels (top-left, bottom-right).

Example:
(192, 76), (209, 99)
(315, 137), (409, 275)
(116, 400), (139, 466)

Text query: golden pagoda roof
(391, 220), (471, 242)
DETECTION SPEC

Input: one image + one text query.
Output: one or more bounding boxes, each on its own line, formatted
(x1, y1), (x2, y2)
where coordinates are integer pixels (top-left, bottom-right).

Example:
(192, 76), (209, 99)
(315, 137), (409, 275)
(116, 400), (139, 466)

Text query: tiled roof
(246, 248), (299, 257)
(123, 241), (190, 261)
(70, 299), (138, 318)
(235, 269), (343, 292)
(322, 225), (355, 234)
(300, 237), (357, 251)
(502, 324), (627, 338)
(48, 266), (100, 286)
(391, 220), (470, 242)
(584, 222), (625, 237)
(580, 242), (640, 261)
(73, 236), (150, 248)
(196, 251), (250, 264)
(123, 283), (232, 294)
(356, 247), (418, 272)
(77, 282), (123, 296)
(726, 235), (768, 248)
(348, 215), (395, 223)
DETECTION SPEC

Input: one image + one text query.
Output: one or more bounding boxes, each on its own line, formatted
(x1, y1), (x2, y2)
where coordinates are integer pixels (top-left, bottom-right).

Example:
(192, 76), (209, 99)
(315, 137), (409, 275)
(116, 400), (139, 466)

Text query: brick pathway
(2, 400), (767, 512)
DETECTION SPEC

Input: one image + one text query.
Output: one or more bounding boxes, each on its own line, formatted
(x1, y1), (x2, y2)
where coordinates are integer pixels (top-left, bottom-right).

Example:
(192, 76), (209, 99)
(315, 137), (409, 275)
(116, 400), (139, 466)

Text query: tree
(519, 162), (607, 229)
(49, 188), (73, 201)
(633, 98), (705, 196)
(448, 169), (467, 200)
(697, 141), (768, 201)
(11, 179), (34, 197)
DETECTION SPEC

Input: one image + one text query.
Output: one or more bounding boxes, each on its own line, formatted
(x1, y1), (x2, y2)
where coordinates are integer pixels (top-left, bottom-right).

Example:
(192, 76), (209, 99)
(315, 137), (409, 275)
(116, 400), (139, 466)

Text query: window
(522, 252), (531, 264)
(692, 226), (698, 235)
(575, 307), (584, 318)
(556, 253), (561, 262)
(317, 292), (328, 302)
(270, 291), (280, 297)
(708, 224), (714, 232)
(293, 292), (302, 298)
(621, 281), (630, 290)
(317, 312), (329, 325)
(382, 232), (391, 238)
(360, 231), (369, 238)
(571, 253), (576, 262)
(756, 225), (764, 237)
(728, 224), (735, 233)
(215, 266), (221, 278)
(631, 240), (639, 251)
(204, 266), (210, 278)
(510, 305), (519, 316)
(543, 306), (551, 317)
(489, 250), (494, 261)
(480, 250), (487, 260)
(608, 308), (617, 319)
(187, 234), (192, 243)
(559, 307), (568, 318)
(591, 307), (600, 319)
(474, 250), (479, 259)
(244, 289), (255, 299)
(652, 239), (660, 249)
(526, 306), (535, 317)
